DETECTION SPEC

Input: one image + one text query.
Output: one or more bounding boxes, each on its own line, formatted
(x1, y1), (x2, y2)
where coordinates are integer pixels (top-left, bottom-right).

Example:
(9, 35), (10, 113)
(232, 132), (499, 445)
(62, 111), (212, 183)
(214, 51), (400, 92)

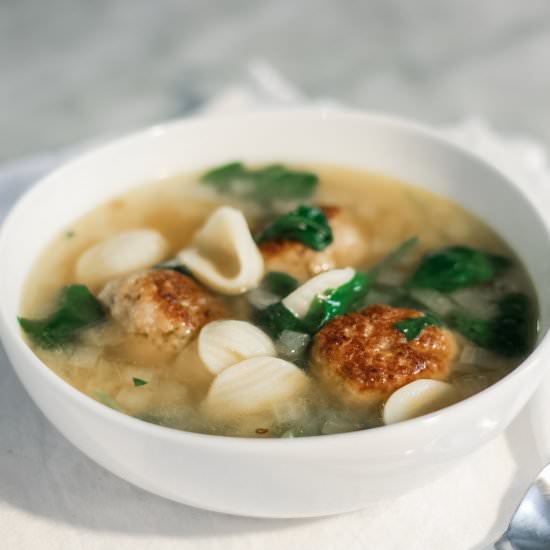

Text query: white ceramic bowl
(1, 109), (550, 518)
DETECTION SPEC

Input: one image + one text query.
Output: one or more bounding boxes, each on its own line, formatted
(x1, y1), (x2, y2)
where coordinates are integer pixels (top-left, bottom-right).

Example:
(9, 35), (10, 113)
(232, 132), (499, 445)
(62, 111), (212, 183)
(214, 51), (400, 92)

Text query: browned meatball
(99, 270), (227, 352)
(259, 206), (367, 281)
(311, 304), (457, 408)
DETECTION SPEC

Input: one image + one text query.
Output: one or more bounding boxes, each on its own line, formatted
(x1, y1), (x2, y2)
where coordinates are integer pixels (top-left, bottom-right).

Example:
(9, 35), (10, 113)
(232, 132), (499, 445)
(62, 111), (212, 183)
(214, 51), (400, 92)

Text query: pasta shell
(282, 267), (355, 319)
(383, 379), (459, 425)
(76, 229), (168, 287)
(204, 356), (309, 418)
(198, 320), (276, 375)
(177, 206), (264, 295)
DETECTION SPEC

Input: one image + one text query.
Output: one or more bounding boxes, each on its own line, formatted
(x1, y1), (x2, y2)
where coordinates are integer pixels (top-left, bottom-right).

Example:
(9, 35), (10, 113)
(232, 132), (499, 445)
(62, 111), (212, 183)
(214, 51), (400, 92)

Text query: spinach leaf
(394, 312), (443, 341)
(303, 272), (375, 333)
(449, 292), (531, 356)
(257, 205), (333, 251)
(301, 236), (420, 331)
(19, 285), (105, 348)
(407, 246), (511, 293)
(201, 162), (318, 202)
(258, 236), (419, 337)
(264, 271), (299, 297)
(257, 302), (307, 339)
(133, 377), (148, 387)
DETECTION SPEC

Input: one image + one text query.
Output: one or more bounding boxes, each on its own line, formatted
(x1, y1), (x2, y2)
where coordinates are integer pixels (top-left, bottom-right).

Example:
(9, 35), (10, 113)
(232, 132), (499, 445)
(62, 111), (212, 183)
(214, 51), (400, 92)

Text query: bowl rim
(2, 106), (550, 450)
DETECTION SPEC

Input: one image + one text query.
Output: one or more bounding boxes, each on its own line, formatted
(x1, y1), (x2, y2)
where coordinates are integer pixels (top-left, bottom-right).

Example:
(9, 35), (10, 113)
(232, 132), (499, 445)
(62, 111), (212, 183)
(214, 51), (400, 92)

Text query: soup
(19, 163), (537, 437)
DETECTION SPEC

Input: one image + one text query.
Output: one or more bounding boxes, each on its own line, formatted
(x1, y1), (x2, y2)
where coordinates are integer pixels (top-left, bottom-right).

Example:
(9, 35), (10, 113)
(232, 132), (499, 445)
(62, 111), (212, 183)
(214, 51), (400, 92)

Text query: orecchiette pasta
(76, 229), (168, 287)
(177, 206), (264, 295)
(282, 267), (355, 319)
(198, 320), (276, 375)
(203, 356), (309, 418)
(383, 379), (458, 425)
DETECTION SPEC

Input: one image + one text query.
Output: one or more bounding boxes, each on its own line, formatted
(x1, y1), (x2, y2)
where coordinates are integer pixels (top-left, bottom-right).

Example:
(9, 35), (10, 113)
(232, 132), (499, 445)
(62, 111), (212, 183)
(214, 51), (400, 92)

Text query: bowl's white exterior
(1, 109), (550, 518)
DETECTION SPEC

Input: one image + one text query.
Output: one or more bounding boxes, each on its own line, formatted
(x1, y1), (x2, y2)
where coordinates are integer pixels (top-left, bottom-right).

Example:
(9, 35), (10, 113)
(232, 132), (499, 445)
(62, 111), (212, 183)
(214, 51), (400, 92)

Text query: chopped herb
(264, 271), (299, 297)
(18, 285), (105, 348)
(153, 260), (194, 277)
(257, 302), (307, 339)
(257, 205), (333, 251)
(408, 246), (511, 293)
(449, 292), (531, 357)
(394, 312), (443, 341)
(201, 162), (318, 202)
(133, 377), (148, 387)
(65, 230), (75, 239)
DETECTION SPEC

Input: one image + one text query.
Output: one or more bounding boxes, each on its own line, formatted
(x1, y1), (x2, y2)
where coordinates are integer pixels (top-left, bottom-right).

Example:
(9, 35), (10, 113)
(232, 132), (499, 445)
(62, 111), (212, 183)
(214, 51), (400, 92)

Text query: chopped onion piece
(449, 288), (498, 319)
(376, 269), (407, 286)
(272, 397), (310, 425)
(321, 412), (360, 435)
(453, 374), (490, 398)
(68, 346), (101, 369)
(459, 344), (500, 369)
(409, 288), (454, 316)
(246, 287), (280, 310)
(275, 330), (311, 361)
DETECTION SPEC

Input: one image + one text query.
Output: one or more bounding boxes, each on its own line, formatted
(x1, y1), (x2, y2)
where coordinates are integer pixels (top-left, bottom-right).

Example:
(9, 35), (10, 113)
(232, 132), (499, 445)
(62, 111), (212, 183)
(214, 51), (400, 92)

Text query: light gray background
(2, 0), (550, 162)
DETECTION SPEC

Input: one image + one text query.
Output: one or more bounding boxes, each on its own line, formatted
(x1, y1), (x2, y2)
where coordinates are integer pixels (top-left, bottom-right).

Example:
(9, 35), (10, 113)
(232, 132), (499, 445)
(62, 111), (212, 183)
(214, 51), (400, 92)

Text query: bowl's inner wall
(2, 111), (550, 338)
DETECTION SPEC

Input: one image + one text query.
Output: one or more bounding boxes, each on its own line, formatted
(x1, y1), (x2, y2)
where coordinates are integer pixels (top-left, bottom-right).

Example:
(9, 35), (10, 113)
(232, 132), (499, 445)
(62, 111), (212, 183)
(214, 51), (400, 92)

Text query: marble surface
(2, 0), (550, 162)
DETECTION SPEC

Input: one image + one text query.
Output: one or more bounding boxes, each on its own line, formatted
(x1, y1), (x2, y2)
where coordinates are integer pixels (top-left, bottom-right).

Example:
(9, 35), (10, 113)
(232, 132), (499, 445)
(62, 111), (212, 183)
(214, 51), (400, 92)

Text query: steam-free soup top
(19, 163), (537, 437)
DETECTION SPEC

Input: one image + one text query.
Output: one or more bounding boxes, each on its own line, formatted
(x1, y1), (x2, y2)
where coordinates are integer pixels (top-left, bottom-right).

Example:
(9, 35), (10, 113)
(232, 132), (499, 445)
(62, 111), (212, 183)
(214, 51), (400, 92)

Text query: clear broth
(20, 165), (537, 437)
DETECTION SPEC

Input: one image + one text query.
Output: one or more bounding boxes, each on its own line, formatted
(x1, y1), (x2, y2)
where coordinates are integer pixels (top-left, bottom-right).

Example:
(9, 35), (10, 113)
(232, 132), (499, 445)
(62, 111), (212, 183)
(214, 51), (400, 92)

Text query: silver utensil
(494, 463), (550, 549)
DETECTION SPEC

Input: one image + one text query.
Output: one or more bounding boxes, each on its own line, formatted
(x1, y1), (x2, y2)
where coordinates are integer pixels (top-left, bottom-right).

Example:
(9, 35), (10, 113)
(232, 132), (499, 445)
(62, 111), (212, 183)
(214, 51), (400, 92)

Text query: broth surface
(21, 165), (537, 437)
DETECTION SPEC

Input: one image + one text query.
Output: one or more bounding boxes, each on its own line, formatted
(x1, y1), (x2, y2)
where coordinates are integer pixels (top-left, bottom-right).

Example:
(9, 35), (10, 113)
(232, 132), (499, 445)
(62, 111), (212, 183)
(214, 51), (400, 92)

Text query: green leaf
(394, 312), (443, 341)
(449, 292), (531, 357)
(303, 237), (419, 331)
(133, 377), (148, 387)
(202, 161), (244, 183)
(303, 272), (375, 333)
(201, 162), (318, 202)
(257, 205), (333, 251)
(19, 285), (105, 348)
(408, 246), (511, 293)
(264, 271), (299, 297)
(257, 302), (307, 339)
(258, 236), (419, 338)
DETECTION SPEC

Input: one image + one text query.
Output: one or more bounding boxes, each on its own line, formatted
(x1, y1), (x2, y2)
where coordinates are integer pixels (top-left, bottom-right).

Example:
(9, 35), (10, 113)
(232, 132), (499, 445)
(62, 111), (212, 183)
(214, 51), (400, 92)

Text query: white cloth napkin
(1, 63), (549, 550)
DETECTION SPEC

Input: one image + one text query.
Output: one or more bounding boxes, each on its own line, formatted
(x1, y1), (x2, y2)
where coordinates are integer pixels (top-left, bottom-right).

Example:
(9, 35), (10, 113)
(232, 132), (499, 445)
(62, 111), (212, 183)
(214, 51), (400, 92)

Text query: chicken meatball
(99, 270), (227, 353)
(311, 304), (457, 408)
(259, 206), (367, 281)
